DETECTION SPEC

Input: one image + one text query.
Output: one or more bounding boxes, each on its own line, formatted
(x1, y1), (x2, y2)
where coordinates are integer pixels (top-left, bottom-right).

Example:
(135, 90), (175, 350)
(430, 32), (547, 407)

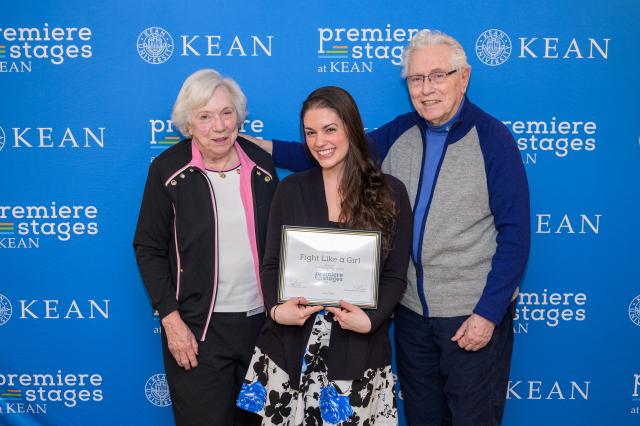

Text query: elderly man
(251, 29), (530, 425)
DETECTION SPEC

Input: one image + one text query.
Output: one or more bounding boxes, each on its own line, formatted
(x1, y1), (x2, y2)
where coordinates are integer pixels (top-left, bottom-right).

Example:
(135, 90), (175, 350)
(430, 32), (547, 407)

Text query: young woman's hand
(326, 300), (372, 334)
(271, 297), (324, 326)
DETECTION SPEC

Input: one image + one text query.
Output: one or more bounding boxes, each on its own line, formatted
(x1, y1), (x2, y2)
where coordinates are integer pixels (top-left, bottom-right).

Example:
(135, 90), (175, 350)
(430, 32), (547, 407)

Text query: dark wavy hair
(300, 86), (396, 255)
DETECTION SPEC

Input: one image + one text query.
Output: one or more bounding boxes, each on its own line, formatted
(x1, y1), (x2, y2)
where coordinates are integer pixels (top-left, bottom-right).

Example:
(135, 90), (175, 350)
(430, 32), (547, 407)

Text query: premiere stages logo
(513, 289), (587, 334)
(152, 309), (161, 334)
(0, 202), (99, 249)
(0, 23), (93, 73)
(502, 117), (597, 165)
(316, 24), (420, 73)
(0, 371), (103, 415)
(149, 119), (183, 152)
(137, 27), (273, 64)
(632, 373), (640, 415)
(476, 28), (610, 66)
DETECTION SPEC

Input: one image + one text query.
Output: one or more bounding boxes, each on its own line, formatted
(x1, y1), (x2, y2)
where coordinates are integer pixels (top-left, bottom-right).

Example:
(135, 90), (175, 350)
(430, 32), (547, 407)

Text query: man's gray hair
(171, 69), (247, 137)
(401, 30), (470, 77)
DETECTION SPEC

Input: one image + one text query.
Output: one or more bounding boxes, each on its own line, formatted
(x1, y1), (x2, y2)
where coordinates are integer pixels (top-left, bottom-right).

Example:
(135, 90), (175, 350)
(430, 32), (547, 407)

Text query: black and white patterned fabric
(237, 310), (397, 425)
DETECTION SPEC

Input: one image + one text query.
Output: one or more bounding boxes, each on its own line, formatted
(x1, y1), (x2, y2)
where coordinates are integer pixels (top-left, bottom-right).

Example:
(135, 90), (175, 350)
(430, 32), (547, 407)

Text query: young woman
(236, 86), (412, 425)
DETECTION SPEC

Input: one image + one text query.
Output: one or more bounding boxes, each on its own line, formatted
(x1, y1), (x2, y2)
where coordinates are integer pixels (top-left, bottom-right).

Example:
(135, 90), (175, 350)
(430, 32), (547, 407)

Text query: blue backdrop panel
(1, 0), (639, 424)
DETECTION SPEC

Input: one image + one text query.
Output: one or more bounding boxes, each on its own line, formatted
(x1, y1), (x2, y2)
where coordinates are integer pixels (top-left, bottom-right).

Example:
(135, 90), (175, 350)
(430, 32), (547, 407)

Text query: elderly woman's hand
(271, 297), (323, 326)
(161, 311), (199, 370)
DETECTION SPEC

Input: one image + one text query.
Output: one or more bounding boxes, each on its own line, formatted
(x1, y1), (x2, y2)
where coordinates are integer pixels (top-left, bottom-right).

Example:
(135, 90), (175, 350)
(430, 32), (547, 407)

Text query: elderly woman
(134, 69), (278, 425)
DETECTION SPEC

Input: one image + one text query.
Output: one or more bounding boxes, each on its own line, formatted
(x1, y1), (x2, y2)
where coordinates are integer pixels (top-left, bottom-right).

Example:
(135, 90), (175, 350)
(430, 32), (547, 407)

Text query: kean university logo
(145, 374), (171, 407)
(137, 27), (174, 64)
(476, 29), (512, 66)
(629, 295), (640, 327)
(0, 293), (12, 326)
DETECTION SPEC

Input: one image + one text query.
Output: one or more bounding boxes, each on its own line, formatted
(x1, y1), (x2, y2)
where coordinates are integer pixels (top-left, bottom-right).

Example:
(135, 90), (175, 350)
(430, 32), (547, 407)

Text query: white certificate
(278, 226), (381, 308)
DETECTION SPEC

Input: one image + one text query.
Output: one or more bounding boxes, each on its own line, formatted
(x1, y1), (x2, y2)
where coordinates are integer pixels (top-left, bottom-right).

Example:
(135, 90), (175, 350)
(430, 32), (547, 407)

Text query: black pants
(162, 311), (265, 426)
(395, 303), (515, 426)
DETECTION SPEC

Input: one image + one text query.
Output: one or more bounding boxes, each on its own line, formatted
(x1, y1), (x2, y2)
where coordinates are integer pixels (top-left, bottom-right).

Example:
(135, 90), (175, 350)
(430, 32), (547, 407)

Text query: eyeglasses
(405, 69), (457, 87)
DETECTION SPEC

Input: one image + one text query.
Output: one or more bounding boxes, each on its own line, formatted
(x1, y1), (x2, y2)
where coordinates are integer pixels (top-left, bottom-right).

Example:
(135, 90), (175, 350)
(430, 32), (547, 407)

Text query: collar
(188, 139), (256, 171)
(410, 95), (474, 144)
(426, 97), (465, 134)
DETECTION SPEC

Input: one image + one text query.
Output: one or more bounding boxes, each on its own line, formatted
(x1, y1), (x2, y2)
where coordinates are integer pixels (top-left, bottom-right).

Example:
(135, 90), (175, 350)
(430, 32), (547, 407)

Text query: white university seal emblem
(476, 29), (512, 66)
(137, 27), (174, 64)
(145, 373), (172, 406)
(0, 126), (5, 152)
(0, 294), (12, 326)
(629, 295), (640, 327)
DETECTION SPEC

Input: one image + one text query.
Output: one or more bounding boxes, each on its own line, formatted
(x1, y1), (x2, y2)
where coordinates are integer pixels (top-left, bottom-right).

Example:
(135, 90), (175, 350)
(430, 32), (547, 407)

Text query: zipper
(172, 204), (182, 300)
(250, 167), (268, 310)
(413, 127), (430, 317)
(414, 120), (460, 317)
(196, 167), (220, 342)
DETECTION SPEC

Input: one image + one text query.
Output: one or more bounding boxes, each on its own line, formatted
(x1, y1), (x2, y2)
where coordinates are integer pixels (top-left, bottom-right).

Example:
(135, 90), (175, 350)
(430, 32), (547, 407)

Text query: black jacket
(133, 137), (278, 341)
(256, 168), (412, 387)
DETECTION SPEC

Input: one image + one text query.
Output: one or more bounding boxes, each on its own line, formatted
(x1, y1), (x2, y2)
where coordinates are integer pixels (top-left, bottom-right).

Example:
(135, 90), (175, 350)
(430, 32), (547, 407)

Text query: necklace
(218, 165), (241, 178)
(210, 152), (236, 178)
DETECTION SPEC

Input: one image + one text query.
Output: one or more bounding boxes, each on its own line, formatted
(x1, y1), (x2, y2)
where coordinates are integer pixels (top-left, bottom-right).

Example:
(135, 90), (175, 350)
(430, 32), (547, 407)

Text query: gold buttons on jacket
(180, 173), (185, 179)
(170, 180), (177, 186)
(264, 176), (271, 182)
(257, 170), (262, 176)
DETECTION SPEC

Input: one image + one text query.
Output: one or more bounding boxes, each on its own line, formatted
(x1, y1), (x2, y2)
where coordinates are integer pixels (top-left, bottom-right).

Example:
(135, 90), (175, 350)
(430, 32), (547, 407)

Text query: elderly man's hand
(239, 134), (274, 155)
(161, 311), (199, 370)
(451, 313), (495, 352)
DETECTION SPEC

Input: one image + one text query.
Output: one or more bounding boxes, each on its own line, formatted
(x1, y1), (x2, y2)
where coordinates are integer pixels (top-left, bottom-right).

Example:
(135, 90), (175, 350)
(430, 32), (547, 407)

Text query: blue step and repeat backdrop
(1, 0), (639, 424)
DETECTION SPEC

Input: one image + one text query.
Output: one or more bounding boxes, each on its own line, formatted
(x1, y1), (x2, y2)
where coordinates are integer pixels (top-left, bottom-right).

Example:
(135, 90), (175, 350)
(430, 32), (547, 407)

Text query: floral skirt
(236, 311), (397, 425)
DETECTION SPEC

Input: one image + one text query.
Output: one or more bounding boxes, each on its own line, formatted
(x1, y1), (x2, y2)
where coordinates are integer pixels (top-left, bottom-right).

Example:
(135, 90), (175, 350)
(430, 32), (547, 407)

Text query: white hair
(401, 29), (470, 77)
(171, 69), (247, 137)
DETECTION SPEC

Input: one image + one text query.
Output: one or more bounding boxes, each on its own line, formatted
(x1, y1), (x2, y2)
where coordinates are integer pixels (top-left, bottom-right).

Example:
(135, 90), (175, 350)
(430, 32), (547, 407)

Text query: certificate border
(278, 225), (381, 309)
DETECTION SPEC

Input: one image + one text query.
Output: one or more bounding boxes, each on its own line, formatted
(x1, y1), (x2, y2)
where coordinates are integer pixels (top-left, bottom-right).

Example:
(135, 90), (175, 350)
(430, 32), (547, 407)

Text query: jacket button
(170, 180), (177, 186)
(189, 168), (194, 172)
(180, 269), (184, 273)
(180, 173), (185, 179)
(257, 171), (262, 176)
(264, 176), (271, 182)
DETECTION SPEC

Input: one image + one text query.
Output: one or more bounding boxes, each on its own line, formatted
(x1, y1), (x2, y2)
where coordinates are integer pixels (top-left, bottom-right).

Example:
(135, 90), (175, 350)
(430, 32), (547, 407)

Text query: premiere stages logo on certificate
(278, 226), (381, 308)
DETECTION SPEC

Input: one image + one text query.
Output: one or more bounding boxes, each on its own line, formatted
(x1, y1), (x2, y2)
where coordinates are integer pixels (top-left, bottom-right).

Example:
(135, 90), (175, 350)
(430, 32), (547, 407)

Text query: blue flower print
(319, 384), (353, 424)
(236, 380), (267, 413)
